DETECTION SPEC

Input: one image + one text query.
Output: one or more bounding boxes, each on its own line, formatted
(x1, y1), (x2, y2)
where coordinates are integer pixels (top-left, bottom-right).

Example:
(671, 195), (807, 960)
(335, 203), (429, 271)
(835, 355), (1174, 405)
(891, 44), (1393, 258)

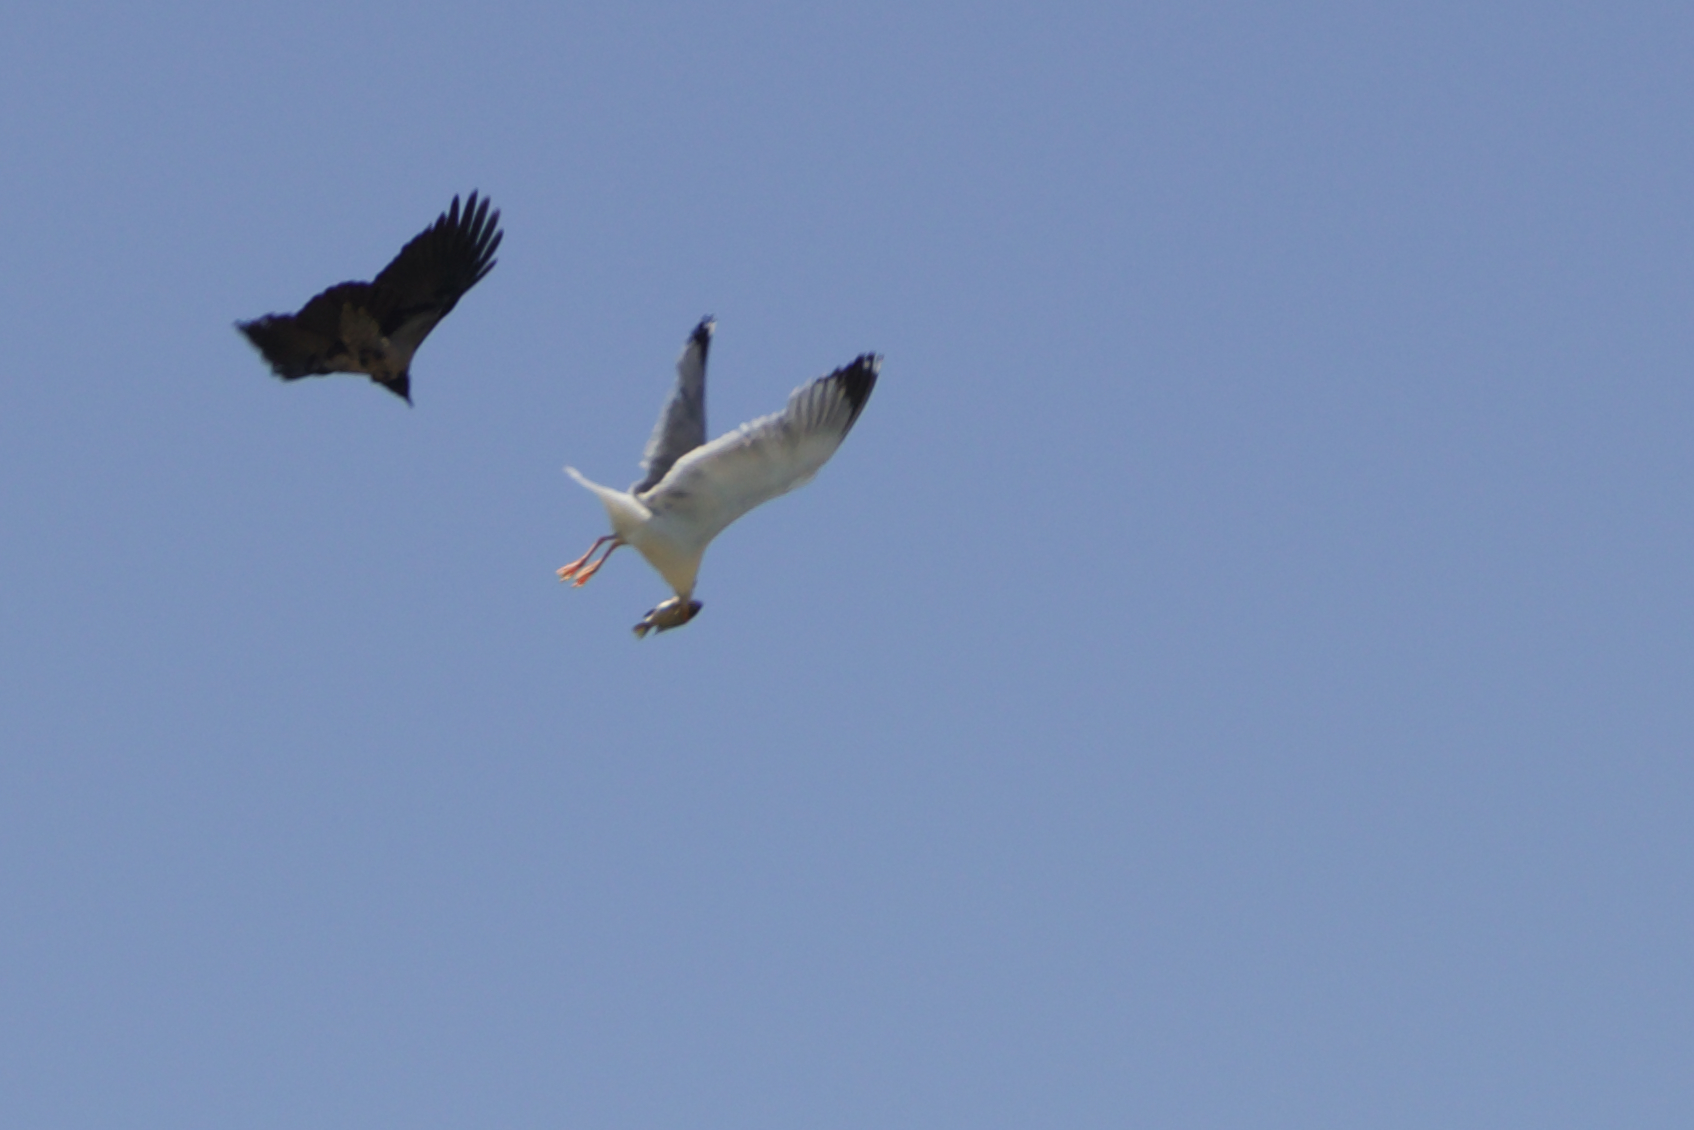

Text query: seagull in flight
(560, 317), (880, 637)
(237, 193), (502, 404)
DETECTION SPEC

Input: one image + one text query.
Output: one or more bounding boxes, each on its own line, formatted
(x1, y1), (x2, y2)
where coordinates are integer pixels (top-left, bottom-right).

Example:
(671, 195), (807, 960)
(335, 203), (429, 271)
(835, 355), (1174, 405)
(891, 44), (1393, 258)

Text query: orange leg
(570, 539), (623, 586)
(558, 535), (620, 583)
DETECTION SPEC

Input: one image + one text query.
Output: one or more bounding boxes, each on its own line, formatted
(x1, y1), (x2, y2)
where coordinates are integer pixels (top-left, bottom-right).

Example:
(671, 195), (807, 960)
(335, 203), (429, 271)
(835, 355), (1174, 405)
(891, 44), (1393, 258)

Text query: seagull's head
(633, 596), (703, 638)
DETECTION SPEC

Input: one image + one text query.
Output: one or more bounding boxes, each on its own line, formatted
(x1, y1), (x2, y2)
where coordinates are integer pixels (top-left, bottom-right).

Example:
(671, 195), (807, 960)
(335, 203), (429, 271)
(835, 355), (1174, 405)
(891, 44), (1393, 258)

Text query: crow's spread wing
(368, 191), (502, 337)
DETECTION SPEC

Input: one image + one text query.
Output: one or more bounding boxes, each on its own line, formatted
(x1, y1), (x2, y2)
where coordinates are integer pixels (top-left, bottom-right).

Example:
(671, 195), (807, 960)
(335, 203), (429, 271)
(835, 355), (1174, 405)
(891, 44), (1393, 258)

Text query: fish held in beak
(633, 597), (703, 638)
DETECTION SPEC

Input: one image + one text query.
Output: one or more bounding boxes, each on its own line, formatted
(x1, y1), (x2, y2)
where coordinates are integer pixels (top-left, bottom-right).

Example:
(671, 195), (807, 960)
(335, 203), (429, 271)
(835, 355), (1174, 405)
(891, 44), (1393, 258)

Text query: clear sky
(2, 2), (1691, 1126)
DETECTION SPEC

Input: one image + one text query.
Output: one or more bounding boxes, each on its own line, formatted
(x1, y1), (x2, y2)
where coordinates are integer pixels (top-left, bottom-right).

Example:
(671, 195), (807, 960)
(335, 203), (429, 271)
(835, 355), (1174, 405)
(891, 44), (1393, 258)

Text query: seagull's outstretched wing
(633, 317), (713, 494)
(644, 354), (880, 545)
(237, 193), (501, 402)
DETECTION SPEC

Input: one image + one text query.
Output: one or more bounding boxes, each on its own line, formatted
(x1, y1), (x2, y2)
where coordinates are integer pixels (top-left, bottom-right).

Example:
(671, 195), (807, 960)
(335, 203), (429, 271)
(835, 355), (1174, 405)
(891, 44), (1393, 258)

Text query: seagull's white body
(561, 318), (880, 636)
(562, 477), (700, 597)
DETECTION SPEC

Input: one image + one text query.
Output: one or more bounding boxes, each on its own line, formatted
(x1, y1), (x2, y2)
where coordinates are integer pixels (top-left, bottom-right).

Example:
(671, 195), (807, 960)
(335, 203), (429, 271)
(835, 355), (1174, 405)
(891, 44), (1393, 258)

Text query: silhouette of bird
(237, 193), (501, 404)
(560, 317), (880, 636)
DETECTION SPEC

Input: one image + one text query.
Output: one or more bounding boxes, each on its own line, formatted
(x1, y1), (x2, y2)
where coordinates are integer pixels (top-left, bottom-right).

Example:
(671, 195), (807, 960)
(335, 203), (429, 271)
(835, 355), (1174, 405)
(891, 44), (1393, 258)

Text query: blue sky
(2, 2), (1692, 1126)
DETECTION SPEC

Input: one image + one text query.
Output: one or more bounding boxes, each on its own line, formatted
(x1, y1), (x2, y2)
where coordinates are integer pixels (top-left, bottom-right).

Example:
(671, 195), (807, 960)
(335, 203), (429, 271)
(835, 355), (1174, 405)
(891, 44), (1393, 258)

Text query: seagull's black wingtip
(835, 353), (880, 421)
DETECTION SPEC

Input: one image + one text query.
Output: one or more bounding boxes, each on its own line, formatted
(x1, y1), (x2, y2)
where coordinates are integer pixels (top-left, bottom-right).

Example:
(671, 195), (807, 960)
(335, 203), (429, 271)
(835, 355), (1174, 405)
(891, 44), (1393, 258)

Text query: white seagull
(559, 317), (881, 637)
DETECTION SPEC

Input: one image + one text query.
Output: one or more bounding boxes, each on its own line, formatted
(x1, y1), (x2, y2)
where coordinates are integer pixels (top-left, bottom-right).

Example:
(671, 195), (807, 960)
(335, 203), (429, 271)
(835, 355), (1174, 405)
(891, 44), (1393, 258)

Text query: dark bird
(237, 193), (502, 404)
(558, 317), (880, 637)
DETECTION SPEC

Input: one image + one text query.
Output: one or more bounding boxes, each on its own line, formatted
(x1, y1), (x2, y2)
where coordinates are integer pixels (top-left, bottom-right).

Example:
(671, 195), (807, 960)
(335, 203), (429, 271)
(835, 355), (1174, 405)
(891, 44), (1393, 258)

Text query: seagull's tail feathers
(566, 467), (652, 538)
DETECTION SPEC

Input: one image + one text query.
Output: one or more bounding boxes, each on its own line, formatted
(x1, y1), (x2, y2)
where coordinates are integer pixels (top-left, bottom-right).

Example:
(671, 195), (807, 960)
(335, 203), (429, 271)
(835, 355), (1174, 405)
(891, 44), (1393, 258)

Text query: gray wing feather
(645, 353), (880, 545)
(632, 316), (714, 494)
